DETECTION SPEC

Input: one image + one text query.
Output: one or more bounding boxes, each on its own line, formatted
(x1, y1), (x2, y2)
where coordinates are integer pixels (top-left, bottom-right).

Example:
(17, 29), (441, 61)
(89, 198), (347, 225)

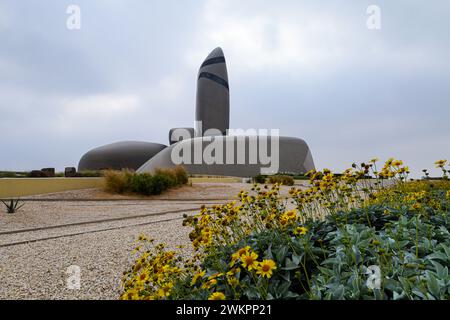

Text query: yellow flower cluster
(208, 292), (226, 300)
(279, 210), (298, 228)
(120, 239), (182, 300)
(288, 158), (444, 218)
(378, 158), (409, 179)
(183, 184), (291, 252)
(435, 159), (447, 168)
(121, 158), (449, 300)
(231, 246), (277, 278)
(294, 226), (308, 236)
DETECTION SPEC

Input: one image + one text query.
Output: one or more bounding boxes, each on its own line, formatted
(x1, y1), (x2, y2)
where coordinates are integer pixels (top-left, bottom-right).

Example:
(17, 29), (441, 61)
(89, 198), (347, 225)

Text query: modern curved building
(78, 141), (167, 171)
(78, 47), (315, 177)
(137, 135), (314, 177)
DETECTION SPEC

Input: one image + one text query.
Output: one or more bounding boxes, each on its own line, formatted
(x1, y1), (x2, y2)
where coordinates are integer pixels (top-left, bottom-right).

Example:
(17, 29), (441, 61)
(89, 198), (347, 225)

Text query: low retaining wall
(0, 176), (244, 198)
(189, 177), (242, 183)
(0, 178), (104, 198)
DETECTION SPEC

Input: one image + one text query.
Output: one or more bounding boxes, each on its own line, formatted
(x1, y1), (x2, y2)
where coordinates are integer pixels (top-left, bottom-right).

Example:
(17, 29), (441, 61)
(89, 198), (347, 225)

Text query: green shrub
(268, 175), (294, 186)
(129, 173), (156, 195)
(208, 205), (450, 300)
(0, 172), (18, 178)
(252, 174), (266, 184)
(151, 174), (173, 194)
(154, 168), (177, 188)
(0, 171), (29, 178)
(154, 166), (189, 186)
(292, 174), (308, 180)
(78, 170), (103, 177)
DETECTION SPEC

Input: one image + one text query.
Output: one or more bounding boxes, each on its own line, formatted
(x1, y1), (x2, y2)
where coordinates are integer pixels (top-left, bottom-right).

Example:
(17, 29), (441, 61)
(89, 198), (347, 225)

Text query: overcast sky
(0, 0), (449, 176)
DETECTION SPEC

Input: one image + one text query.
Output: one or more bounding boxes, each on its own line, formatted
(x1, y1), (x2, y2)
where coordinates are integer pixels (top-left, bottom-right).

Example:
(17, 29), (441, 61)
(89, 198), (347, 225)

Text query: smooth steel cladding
(195, 47), (230, 136)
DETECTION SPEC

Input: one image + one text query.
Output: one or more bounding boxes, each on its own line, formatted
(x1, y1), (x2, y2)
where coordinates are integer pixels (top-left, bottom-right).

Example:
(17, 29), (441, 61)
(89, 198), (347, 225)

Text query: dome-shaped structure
(78, 141), (167, 171)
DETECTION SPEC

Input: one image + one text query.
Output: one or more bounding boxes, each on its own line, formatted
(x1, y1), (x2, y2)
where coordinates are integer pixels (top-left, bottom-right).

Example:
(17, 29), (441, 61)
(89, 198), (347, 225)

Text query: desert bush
(121, 158), (450, 300)
(129, 173), (156, 195)
(292, 174), (308, 180)
(252, 174), (266, 184)
(104, 166), (188, 196)
(154, 168), (178, 187)
(268, 175), (294, 186)
(172, 165), (189, 185)
(154, 174), (176, 193)
(103, 170), (133, 194)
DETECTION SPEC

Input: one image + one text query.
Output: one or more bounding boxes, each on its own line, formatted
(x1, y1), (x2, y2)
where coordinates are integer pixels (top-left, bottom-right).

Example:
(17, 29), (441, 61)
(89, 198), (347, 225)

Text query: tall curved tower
(195, 47), (230, 136)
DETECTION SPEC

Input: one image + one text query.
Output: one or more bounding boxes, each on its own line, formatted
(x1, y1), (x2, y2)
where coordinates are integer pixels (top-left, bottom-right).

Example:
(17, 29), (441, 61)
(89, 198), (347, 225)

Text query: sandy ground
(0, 182), (299, 300)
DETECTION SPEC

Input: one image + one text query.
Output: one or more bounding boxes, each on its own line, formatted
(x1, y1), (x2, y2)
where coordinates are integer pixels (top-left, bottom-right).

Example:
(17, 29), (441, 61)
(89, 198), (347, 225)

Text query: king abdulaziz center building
(78, 48), (315, 177)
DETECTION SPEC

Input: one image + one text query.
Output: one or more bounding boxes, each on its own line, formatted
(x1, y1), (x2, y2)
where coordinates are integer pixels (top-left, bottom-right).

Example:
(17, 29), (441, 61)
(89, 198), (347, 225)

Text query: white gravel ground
(0, 219), (192, 299)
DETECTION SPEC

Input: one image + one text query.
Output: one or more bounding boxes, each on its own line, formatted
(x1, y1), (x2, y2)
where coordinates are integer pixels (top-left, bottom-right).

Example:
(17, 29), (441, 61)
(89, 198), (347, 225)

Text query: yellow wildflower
(256, 259), (277, 278)
(279, 217), (289, 228)
(284, 210), (297, 220)
(208, 273), (224, 280)
(241, 251), (259, 270)
(208, 292), (226, 300)
(201, 279), (217, 289)
(156, 282), (173, 298)
(227, 277), (239, 287)
(137, 272), (149, 283)
(121, 290), (139, 300)
(226, 267), (241, 277)
(392, 160), (403, 166)
(294, 226), (308, 236)
(230, 246), (250, 267)
(190, 270), (206, 286)
(412, 202), (422, 210)
(435, 159), (447, 168)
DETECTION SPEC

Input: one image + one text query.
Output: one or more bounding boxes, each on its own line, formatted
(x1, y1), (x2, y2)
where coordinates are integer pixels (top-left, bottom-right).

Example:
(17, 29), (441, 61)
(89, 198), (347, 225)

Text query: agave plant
(1, 198), (25, 213)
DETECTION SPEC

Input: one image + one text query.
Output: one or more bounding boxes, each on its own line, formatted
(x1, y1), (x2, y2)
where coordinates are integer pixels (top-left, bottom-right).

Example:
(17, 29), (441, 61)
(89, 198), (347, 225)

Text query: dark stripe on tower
(198, 72), (229, 90)
(200, 56), (226, 68)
